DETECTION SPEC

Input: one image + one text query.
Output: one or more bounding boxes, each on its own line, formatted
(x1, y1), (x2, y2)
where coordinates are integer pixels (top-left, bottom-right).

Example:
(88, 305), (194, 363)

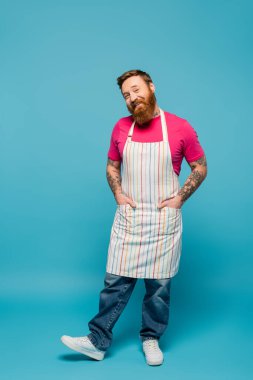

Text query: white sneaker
(142, 338), (164, 366)
(61, 335), (105, 360)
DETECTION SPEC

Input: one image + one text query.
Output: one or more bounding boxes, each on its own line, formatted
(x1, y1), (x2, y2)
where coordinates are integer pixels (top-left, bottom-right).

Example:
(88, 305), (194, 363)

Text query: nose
(129, 92), (138, 103)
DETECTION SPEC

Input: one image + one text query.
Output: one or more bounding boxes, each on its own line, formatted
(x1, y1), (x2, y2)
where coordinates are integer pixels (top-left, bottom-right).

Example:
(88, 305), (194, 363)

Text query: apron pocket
(160, 206), (182, 235)
(114, 204), (136, 233)
(165, 206), (182, 213)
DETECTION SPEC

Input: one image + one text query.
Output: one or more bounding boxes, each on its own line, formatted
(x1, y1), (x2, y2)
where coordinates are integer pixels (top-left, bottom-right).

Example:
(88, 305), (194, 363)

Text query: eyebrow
(122, 85), (139, 96)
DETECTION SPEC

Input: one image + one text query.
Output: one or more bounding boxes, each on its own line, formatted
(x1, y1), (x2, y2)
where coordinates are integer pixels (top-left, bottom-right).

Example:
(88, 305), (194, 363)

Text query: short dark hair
(117, 69), (153, 90)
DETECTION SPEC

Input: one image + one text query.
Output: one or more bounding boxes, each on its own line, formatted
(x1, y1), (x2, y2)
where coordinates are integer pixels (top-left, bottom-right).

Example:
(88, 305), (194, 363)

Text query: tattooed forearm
(178, 155), (207, 203)
(106, 158), (122, 196)
(191, 155), (207, 168)
(178, 171), (204, 202)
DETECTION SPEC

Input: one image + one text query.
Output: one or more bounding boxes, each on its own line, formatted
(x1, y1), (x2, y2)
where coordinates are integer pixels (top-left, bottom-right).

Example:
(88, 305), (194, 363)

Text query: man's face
(121, 75), (157, 125)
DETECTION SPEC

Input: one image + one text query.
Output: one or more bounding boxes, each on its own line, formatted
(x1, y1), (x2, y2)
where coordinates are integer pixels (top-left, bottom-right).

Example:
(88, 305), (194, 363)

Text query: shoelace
(77, 336), (90, 344)
(145, 339), (160, 351)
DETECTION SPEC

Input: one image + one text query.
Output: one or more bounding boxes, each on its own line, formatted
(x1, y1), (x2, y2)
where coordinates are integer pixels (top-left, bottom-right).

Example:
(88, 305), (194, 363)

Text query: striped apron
(106, 108), (183, 279)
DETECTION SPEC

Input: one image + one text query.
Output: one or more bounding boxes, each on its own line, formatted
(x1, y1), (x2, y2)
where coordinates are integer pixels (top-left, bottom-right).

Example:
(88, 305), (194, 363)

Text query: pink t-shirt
(107, 111), (205, 176)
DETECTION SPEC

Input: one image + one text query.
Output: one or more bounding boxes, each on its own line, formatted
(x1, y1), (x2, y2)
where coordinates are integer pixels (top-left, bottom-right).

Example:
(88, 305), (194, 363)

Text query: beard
(127, 90), (157, 125)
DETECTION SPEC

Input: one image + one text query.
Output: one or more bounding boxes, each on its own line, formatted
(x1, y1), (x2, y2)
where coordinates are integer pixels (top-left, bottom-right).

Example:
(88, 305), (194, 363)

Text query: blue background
(1, 0), (252, 378)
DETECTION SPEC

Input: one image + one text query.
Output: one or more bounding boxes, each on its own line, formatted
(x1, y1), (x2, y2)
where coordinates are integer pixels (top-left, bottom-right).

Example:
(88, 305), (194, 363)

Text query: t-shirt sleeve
(107, 123), (122, 161)
(183, 120), (205, 163)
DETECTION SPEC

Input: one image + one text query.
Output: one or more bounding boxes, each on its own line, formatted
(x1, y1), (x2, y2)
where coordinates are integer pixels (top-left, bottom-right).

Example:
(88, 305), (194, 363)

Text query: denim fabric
(87, 272), (171, 351)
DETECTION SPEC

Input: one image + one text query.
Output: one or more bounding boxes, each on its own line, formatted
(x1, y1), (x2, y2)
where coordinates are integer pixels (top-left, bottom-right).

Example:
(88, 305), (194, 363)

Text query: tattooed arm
(177, 155), (207, 207)
(106, 158), (136, 207)
(106, 158), (122, 197)
(159, 155), (208, 209)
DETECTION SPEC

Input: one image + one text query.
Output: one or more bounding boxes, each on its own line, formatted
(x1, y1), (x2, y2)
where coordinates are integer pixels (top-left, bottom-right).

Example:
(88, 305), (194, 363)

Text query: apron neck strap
(127, 108), (168, 142)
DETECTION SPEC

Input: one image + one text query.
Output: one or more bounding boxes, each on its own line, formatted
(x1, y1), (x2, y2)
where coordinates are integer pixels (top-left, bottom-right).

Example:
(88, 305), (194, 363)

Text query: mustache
(132, 99), (146, 108)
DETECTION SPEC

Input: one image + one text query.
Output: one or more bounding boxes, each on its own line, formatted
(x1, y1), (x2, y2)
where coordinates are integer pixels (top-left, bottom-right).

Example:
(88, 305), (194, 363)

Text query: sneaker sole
(61, 336), (105, 361)
(146, 358), (164, 366)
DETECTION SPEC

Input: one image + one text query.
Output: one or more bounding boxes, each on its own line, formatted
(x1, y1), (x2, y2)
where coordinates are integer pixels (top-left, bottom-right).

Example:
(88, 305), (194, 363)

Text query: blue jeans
(87, 272), (172, 351)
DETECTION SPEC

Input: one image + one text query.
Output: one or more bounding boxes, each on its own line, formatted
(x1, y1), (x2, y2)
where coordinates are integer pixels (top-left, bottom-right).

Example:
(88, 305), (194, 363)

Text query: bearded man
(61, 69), (207, 366)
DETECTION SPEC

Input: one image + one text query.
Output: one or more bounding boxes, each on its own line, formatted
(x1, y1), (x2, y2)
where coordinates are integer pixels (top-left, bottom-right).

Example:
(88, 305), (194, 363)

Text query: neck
(152, 104), (160, 118)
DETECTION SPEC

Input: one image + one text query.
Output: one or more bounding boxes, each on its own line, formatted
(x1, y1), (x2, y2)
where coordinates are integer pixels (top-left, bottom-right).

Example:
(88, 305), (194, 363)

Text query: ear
(149, 82), (155, 93)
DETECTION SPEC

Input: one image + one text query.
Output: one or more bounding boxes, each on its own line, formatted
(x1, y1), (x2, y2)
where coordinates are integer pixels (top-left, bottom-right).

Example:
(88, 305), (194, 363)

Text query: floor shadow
(58, 351), (113, 361)
(58, 353), (93, 361)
